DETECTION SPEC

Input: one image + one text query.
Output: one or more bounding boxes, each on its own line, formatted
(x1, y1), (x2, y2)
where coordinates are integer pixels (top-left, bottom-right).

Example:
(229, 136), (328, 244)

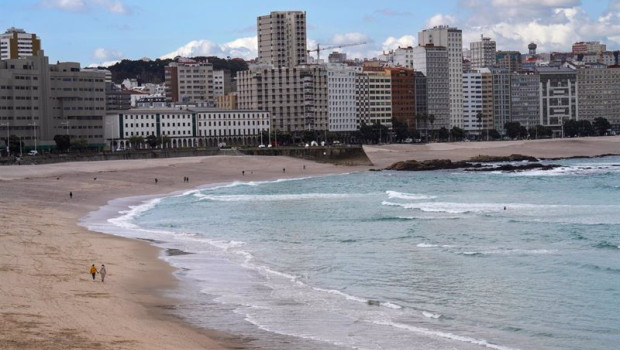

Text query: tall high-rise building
(327, 64), (357, 132)
(257, 11), (307, 67)
(510, 71), (540, 129)
(577, 66), (620, 130)
(496, 51), (522, 72)
(0, 27), (41, 60)
(418, 25), (463, 128)
(470, 35), (496, 69)
(411, 45), (450, 130)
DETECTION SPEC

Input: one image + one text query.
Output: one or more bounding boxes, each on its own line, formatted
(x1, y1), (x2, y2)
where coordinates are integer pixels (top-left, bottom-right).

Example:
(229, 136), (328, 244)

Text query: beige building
(0, 27), (41, 60)
(257, 11), (307, 67)
(577, 66), (620, 131)
(0, 51), (105, 152)
(165, 58), (214, 105)
(236, 65), (327, 133)
(216, 93), (237, 110)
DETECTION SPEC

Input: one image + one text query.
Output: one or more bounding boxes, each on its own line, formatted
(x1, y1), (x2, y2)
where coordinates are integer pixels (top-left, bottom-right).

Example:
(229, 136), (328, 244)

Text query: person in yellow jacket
(90, 264), (98, 280)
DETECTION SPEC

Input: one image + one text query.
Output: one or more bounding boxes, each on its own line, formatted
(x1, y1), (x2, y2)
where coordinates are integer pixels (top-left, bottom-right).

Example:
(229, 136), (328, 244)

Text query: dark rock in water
(464, 163), (561, 172)
(468, 154), (539, 162)
(166, 248), (192, 256)
(367, 300), (381, 306)
(385, 159), (472, 171)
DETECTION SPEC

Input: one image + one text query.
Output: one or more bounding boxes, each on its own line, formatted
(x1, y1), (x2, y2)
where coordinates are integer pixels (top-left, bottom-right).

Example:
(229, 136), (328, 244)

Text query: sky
(2, 0), (620, 67)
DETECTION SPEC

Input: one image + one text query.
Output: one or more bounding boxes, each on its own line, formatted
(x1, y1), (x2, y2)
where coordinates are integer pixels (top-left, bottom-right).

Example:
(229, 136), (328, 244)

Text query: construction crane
(307, 42), (366, 62)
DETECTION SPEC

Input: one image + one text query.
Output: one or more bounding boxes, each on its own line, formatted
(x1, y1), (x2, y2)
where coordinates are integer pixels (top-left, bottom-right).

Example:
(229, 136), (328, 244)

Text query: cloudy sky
(3, 0), (620, 67)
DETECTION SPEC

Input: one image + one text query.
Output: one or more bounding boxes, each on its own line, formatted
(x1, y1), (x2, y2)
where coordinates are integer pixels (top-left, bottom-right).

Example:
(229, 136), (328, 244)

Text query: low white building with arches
(105, 107), (270, 150)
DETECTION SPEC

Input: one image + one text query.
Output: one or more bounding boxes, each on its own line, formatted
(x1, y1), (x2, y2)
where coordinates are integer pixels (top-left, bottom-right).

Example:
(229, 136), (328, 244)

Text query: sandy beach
(1, 136), (619, 349)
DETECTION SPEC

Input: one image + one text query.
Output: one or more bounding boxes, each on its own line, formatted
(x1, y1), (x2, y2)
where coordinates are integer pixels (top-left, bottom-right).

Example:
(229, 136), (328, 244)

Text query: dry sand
(1, 137), (619, 349)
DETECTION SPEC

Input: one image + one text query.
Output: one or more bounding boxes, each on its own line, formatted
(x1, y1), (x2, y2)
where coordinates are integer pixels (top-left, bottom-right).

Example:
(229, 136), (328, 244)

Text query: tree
(563, 119), (578, 137)
(576, 120), (594, 136)
(128, 136), (144, 149)
(8, 135), (23, 156)
(158, 135), (171, 148)
(71, 138), (88, 151)
(53, 134), (71, 152)
(504, 122), (522, 139)
(146, 134), (158, 149)
(437, 127), (449, 141)
(488, 129), (501, 140)
(450, 126), (465, 141)
(593, 117), (611, 136)
(392, 118), (409, 142)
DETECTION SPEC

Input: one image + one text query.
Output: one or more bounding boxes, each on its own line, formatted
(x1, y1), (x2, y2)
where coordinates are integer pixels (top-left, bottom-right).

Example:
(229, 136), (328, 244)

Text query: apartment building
(490, 68), (511, 133)
(496, 51), (522, 72)
(572, 41), (606, 55)
(470, 35), (496, 69)
(105, 108), (270, 149)
(0, 51), (105, 151)
(213, 70), (232, 97)
(0, 27), (41, 60)
(326, 64), (357, 131)
(411, 44), (450, 130)
(236, 65), (327, 133)
(577, 66), (620, 131)
(510, 71), (540, 128)
(387, 67), (415, 129)
(536, 66), (578, 135)
(165, 58), (214, 105)
(462, 69), (494, 135)
(257, 11), (307, 67)
(418, 25), (463, 128)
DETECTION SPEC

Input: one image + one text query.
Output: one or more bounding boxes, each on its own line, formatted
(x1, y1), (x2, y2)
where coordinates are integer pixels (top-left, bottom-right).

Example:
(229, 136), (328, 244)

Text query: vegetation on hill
(102, 57), (249, 84)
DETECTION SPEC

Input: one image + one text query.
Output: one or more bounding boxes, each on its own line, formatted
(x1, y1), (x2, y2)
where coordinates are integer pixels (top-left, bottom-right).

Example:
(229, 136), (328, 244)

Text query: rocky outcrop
(468, 154), (539, 162)
(384, 155), (560, 173)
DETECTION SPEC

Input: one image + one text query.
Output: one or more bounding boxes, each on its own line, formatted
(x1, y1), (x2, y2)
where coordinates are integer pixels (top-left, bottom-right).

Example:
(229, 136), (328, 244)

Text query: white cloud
(427, 14), (458, 28)
(40, 0), (86, 12)
(381, 35), (416, 50)
(40, 0), (129, 14)
(330, 32), (369, 45)
(93, 47), (124, 60)
(160, 36), (257, 60)
(92, 0), (129, 14)
(87, 60), (120, 68)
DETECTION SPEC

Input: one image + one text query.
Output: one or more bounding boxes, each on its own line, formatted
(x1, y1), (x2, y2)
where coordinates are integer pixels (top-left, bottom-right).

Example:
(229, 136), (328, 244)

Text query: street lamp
(0, 122), (8, 155)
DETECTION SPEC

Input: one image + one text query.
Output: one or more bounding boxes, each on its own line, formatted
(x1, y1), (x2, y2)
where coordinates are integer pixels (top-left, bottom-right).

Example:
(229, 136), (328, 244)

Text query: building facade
(536, 66), (578, 134)
(418, 26), (463, 128)
(412, 45), (450, 130)
(105, 108), (270, 149)
(0, 27), (41, 60)
(326, 64), (357, 131)
(0, 52), (106, 152)
(213, 69), (232, 97)
(236, 65), (327, 133)
(470, 35), (496, 69)
(510, 71), (540, 129)
(165, 59), (214, 105)
(577, 66), (620, 131)
(387, 67), (415, 129)
(496, 51), (522, 72)
(257, 11), (307, 67)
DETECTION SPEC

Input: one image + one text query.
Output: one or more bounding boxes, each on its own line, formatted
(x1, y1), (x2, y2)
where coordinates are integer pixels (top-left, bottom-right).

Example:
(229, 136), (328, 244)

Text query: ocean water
(84, 156), (620, 350)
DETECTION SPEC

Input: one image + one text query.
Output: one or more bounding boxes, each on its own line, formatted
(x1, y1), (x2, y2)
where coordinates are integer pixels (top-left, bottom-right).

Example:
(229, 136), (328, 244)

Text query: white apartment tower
(418, 26), (463, 128)
(327, 64), (358, 131)
(257, 11), (307, 67)
(0, 27), (41, 60)
(470, 35), (496, 69)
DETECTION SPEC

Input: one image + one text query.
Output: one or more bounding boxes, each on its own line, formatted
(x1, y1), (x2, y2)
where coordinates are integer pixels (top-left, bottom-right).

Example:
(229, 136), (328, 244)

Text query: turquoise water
(95, 156), (620, 349)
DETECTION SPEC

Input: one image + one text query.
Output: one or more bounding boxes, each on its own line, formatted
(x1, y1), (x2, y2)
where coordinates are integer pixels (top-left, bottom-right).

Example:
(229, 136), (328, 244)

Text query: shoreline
(1, 136), (619, 349)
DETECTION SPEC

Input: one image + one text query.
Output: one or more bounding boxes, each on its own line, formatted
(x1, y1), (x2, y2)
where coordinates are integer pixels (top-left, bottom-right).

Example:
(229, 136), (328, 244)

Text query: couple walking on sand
(89, 264), (107, 282)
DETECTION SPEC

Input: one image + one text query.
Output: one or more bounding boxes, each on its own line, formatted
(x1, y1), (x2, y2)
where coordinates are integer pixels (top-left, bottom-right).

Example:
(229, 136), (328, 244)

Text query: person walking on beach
(89, 264), (98, 280)
(69, 191), (73, 199)
(99, 264), (107, 282)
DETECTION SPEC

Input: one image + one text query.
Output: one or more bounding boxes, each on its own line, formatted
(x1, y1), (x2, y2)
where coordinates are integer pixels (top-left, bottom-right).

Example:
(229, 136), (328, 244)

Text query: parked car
(27, 150), (38, 156)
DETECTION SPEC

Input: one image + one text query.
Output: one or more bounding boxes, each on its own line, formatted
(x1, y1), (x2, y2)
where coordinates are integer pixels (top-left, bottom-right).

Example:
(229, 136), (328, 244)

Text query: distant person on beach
(242, 170), (245, 176)
(155, 178), (158, 184)
(99, 264), (107, 282)
(69, 192), (73, 199)
(283, 168), (286, 173)
(89, 264), (98, 280)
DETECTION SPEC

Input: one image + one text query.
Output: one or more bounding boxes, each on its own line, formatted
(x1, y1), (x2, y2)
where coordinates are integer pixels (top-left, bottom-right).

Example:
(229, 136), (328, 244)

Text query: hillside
(102, 57), (249, 84)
